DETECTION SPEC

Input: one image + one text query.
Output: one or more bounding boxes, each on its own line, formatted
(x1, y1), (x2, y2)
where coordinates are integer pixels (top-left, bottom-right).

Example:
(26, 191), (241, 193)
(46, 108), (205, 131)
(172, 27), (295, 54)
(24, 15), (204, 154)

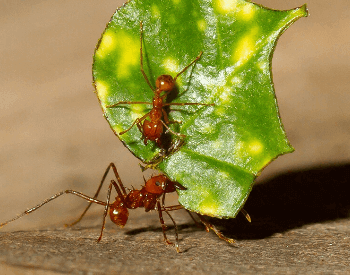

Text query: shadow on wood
(212, 163), (350, 239)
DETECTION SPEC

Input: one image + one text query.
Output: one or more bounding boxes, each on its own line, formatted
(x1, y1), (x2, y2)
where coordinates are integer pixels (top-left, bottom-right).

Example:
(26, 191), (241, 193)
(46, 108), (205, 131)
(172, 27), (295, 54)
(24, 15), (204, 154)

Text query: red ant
(107, 21), (214, 148)
(0, 163), (250, 252)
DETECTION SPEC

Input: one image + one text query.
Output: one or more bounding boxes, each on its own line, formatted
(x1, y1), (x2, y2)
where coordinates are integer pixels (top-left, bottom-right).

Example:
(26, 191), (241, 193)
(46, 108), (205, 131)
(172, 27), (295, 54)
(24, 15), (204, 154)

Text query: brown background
(1, 0), (349, 274)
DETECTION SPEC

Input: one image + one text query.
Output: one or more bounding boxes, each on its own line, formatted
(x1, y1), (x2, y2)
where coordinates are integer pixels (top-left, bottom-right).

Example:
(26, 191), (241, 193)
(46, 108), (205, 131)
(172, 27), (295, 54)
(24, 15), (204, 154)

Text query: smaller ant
(107, 21), (214, 148)
(0, 163), (250, 252)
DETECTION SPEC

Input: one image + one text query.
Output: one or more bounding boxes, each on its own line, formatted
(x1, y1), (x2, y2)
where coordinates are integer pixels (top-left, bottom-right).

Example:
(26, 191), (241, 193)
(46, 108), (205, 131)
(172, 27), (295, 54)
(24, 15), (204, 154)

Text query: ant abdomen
(109, 198), (129, 228)
(142, 119), (163, 145)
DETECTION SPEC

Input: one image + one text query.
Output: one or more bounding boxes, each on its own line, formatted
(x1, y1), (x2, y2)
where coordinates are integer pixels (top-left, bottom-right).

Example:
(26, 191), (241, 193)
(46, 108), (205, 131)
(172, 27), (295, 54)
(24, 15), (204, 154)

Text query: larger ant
(0, 163), (250, 253)
(107, 21), (214, 148)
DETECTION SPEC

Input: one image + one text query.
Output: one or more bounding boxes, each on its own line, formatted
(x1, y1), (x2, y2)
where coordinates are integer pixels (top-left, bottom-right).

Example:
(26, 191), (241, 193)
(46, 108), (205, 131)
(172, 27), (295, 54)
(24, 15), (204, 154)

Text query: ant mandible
(0, 163), (250, 253)
(107, 21), (214, 148)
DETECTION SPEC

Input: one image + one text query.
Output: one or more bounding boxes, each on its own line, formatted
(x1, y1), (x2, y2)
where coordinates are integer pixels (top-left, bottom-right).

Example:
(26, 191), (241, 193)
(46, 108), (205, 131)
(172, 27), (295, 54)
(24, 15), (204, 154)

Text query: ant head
(155, 75), (175, 93)
(144, 175), (168, 195)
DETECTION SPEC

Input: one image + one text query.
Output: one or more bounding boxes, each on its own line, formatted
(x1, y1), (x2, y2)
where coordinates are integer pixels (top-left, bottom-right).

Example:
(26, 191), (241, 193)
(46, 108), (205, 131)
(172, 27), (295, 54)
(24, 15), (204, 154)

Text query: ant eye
(155, 181), (161, 186)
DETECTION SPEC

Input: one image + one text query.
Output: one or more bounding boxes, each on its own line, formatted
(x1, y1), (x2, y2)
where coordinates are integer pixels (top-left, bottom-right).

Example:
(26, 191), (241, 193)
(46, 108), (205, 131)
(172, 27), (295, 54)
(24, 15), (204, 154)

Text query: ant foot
(64, 220), (79, 227)
(164, 239), (173, 246)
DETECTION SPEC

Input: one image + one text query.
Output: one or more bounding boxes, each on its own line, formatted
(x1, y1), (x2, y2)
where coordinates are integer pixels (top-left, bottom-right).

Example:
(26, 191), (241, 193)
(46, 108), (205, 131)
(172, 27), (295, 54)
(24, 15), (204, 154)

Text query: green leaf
(92, 0), (308, 218)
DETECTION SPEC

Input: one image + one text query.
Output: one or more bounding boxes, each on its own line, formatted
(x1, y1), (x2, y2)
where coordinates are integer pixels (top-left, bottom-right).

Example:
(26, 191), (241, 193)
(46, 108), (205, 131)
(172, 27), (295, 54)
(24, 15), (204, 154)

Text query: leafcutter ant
(0, 163), (250, 252)
(107, 21), (214, 148)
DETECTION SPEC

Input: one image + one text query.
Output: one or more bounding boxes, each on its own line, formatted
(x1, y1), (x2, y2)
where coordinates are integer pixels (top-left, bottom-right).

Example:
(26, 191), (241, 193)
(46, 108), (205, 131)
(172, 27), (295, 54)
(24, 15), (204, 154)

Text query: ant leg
(162, 109), (182, 125)
(164, 102), (215, 107)
(160, 205), (212, 229)
(160, 120), (186, 138)
(185, 210), (203, 228)
(107, 101), (152, 108)
(0, 191), (106, 229)
(240, 208), (251, 222)
(136, 119), (147, 143)
(97, 179), (117, 242)
(174, 51), (203, 81)
(162, 205), (203, 229)
(66, 163), (127, 227)
(139, 21), (154, 91)
(163, 207), (180, 253)
(162, 206), (244, 244)
(196, 214), (235, 244)
(166, 138), (185, 155)
(157, 200), (182, 253)
(156, 201), (172, 245)
(163, 205), (183, 211)
(67, 163), (113, 226)
(143, 139), (186, 169)
(161, 195), (181, 253)
(119, 112), (150, 135)
(109, 163), (128, 196)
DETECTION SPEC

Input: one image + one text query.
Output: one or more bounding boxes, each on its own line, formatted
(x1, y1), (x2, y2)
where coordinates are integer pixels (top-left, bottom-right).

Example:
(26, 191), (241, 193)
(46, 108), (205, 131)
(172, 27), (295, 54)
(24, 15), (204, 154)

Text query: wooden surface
(0, 219), (349, 275)
(1, 0), (349, 274)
